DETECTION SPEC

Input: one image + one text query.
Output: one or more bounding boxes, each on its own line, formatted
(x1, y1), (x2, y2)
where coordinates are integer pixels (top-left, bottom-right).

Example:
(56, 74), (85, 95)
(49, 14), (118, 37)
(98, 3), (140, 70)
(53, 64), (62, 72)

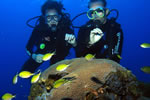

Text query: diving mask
(45, 15), (60, 22)
(87, 7), (105, 20)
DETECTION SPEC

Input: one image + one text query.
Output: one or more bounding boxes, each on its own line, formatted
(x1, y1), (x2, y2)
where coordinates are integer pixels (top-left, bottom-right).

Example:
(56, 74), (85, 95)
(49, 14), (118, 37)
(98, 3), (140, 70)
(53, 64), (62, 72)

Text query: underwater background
(0, 0), (150, 99)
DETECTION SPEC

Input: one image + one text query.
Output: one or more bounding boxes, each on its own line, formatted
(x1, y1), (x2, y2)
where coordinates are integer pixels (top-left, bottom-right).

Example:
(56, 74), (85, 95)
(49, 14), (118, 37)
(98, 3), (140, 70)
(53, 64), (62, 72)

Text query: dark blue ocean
(0, 0), (150, 99)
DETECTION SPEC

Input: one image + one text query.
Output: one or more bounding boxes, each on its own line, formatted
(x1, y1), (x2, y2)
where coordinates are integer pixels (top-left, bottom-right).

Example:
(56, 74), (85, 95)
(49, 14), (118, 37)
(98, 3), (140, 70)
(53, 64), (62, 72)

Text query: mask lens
(53, 15), (59, 21)
(96, 8), (105, 18)
(87, 10), (96, 19)
(46, 15), (59, 22)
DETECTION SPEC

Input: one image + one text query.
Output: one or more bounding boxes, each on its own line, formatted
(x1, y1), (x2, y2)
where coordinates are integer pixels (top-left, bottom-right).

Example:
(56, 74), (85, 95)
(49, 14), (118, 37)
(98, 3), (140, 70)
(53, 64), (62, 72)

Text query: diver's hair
(88, 0), (107, 8)
(41, 0), (64, 16)
(40, 0), (72, 29)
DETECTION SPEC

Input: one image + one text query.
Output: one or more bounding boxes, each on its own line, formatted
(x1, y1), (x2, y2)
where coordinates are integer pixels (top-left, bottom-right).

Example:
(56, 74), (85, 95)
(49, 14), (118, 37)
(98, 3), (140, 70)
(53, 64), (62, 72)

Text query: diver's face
(89, 2), (106, 21)
(45, 9), (60, 28)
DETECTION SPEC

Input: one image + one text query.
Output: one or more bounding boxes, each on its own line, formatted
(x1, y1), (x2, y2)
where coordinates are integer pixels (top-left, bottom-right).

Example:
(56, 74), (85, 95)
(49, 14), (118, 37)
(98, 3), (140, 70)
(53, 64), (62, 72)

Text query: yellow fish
(42, 52), (55, 61)
(56, 64), (70, 72)
(117, 55), (122, 59)
(141, 66), (150, 74)
(31, 71), (41, 84)
(140, 43), (150, 48)
(2, 93), (15, 100)
(12, 73), (18, 85)
(85, 54), (95, 61)
(19, 71), (34, 78)
(53, 79), (69, 88)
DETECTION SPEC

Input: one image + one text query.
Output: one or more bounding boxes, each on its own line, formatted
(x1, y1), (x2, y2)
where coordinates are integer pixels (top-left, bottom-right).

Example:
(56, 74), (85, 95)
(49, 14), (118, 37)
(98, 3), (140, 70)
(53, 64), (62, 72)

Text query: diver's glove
(89, 28), (104, 46)
(32, 54), (43, 63)
(65, 33), (77, 47)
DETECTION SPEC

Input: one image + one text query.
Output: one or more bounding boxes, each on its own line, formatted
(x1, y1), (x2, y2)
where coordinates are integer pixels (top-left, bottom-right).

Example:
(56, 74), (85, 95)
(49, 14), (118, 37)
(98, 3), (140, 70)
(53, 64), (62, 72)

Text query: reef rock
(28, 58), (150, 100)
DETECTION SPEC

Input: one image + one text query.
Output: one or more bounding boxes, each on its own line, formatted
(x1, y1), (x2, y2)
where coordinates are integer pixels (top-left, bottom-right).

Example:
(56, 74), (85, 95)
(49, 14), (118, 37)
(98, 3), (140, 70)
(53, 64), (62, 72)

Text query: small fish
(85, 54), (95, 61)
(19, 71), (34, 78)
(63, 76), (76, 81)
(2, 93), (15, 100)
(53, 79), (69, 88)
(117, 55), (122, 59)
(42, 52), (55, 61)
(31, 71), (41, 84)
(12, 73), (18, 85)
(91, 77), (103, 84)
(56, 64), (70, 72)
(141, 66), (150, 74)
(140, 43), (150, 48)
(127, 70), (131, 73)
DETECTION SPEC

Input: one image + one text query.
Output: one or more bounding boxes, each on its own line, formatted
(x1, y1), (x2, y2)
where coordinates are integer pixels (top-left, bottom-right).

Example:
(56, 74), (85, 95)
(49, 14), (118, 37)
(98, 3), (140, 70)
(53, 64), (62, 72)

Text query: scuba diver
(75, 0), (123, 63)
(20, 0), (76, 73)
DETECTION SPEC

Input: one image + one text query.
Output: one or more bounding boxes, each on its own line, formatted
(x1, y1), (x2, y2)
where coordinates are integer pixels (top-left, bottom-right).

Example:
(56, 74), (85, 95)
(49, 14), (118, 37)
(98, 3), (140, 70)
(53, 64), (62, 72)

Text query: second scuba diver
(75, 0), (123, 63)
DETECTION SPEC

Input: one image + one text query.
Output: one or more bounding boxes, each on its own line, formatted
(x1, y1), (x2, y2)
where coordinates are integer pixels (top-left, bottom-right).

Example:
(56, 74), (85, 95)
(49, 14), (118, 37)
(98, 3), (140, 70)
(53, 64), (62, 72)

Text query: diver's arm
(26, 28), (44, 63)
(75, 27), (91, 57)
(26, 28), (39, 56)
(109, 25), (123, 63)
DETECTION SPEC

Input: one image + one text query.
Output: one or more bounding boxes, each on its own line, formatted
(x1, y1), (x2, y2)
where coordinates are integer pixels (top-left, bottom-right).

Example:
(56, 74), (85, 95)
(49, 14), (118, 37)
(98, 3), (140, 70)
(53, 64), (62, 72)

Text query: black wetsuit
(76, 19), (123, 63)
(21, 21), (74, 73)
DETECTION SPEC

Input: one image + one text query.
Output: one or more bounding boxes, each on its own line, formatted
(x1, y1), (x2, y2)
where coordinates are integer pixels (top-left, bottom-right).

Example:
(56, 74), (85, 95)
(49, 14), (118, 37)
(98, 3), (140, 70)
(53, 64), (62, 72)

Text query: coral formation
(28, 58), (150, 100)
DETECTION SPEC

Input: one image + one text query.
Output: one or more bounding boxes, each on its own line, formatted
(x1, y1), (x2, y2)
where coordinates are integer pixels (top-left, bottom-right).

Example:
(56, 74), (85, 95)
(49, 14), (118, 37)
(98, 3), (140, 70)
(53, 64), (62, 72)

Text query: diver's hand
(32, 54), (43, 63)
(65, 34), (77, 47)
(89, 28), (104, 45)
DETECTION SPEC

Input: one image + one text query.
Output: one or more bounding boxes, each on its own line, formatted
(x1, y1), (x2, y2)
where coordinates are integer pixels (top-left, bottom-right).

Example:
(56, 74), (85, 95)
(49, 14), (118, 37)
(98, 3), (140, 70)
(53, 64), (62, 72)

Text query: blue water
(0, 0), (150, 99)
